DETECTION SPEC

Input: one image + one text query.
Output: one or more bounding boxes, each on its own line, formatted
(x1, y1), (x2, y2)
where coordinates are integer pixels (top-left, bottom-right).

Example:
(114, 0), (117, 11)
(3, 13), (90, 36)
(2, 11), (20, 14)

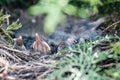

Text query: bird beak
(33, 33), (51, 53)
(17, 35), (24, 46)
(13, 35), (26, 50)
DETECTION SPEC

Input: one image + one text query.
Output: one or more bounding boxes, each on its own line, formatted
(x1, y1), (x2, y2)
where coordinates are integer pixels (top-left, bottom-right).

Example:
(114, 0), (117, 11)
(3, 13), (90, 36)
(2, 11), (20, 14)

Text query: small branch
(100, 63), (116, 68)
(37, 69), (53, 79)
(1, 46), (29, 56)
(0, 49), (20, 62)
(1, 27), (14, 43)
(102, 20), (120, 33)
(96, 20), (120, 38)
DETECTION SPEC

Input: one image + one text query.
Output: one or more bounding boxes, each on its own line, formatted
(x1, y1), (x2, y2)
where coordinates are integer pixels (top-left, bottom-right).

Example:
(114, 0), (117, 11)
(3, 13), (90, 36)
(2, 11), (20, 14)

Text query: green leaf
(44, 10), (65, 34)
(111, 42), (120, 54)
(78, 8), (90, 18)
(93, 6), (98, 13)
(7, 19), (22, 31)
(0, 15), (10, 23)
(63, 4), (77, 16)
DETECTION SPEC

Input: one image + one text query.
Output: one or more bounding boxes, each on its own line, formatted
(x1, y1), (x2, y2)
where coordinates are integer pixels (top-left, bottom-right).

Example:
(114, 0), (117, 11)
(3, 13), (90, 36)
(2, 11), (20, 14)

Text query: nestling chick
(57, 41), (67, 51)
(14, 36), (26, 50)
(17, 36), (23, 46)
(32, 33), (51, 54)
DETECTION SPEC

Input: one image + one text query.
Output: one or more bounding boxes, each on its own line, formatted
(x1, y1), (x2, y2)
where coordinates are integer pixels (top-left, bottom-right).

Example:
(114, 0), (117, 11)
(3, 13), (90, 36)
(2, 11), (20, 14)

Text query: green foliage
(0, 11), (22, 43)
(102, 64), (120, 80)
(0, 0), (38, 8)
(0, 0), (15, 6)
(29, 0), (102, 34)
(29, 0), (120, 34)
(111, 42), (120, 54)
(6, 19), (22, 35)
(29, 0), (69, 34)
(98, 0), (120, 15)
(45, 36), (120, 80)
(0, 0), (119, 34)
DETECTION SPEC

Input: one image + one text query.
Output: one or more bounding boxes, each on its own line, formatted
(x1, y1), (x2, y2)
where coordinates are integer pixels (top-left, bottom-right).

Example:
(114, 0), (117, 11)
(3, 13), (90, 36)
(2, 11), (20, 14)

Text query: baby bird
(32, 33), (51, 54)
(14, 36), (26, 50)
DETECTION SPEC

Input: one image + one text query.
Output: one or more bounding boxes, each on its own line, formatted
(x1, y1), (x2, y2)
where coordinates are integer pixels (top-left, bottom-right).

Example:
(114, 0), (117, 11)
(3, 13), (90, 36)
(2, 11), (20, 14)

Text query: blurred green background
(0, 0), (120, 34)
